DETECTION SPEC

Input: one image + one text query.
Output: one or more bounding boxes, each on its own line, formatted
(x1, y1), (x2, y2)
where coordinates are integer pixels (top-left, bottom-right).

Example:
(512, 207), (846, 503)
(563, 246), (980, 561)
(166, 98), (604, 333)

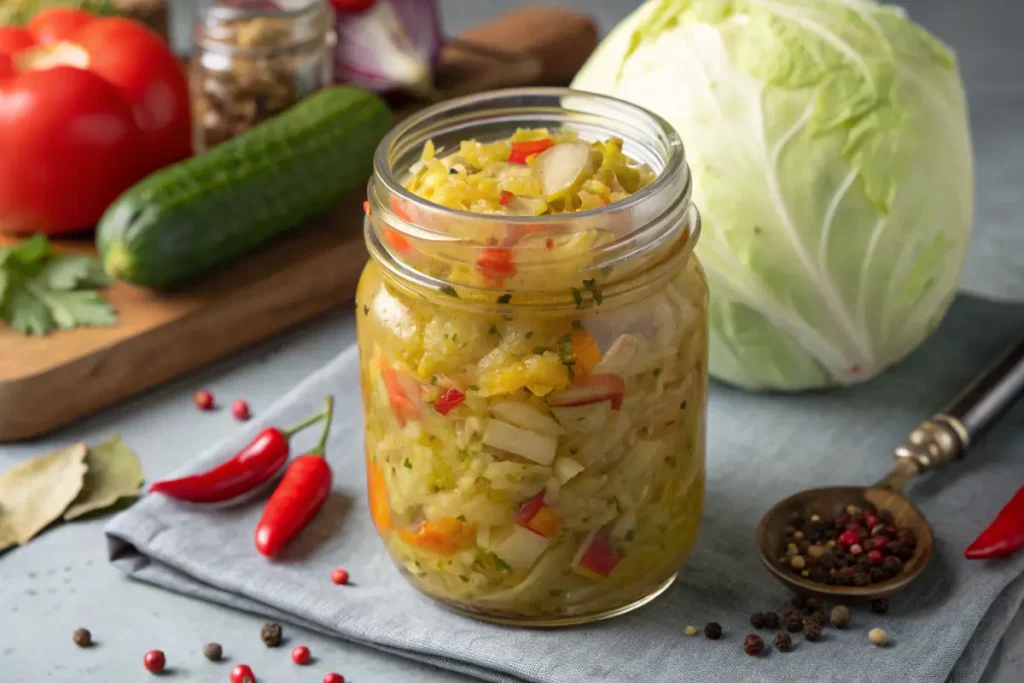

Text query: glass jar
(191, 0), (335, 152)
(355, 89), (708, 626)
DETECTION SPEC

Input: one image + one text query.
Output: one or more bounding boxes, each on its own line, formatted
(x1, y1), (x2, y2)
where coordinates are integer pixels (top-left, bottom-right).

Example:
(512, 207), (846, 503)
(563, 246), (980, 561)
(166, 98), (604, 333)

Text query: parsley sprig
(0, 234), (116, 336)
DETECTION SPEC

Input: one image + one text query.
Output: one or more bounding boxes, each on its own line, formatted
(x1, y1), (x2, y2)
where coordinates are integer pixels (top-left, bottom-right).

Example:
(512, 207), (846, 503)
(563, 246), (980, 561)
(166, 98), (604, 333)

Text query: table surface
(3, 1), (1023, 682)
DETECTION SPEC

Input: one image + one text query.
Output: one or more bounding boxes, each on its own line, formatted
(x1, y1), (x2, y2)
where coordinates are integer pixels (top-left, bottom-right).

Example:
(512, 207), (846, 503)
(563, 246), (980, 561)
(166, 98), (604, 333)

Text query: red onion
(332, 0), (442, 96)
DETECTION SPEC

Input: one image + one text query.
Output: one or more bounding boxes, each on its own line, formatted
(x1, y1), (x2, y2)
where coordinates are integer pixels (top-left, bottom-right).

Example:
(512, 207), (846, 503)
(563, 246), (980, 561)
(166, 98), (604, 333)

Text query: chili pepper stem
(307, 395), (335, 457)
(282, 408), (328, 439)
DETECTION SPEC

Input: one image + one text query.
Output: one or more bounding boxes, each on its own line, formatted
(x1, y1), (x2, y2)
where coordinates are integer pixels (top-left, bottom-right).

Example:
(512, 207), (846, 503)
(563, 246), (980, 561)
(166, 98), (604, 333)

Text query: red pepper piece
(476, 247), (517, 280)
(148, 408), (327, 503)
(255, 396), (336, 558)
(499, 190), (514, 205)
(965, 484), (1024, 559)
(433, 388), (465, 416)
(508, 139), (553, 165)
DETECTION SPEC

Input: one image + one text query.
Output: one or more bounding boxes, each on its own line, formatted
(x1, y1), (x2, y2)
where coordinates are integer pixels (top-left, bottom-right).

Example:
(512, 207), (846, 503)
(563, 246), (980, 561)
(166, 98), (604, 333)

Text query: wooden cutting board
(0, 7), (598, 442)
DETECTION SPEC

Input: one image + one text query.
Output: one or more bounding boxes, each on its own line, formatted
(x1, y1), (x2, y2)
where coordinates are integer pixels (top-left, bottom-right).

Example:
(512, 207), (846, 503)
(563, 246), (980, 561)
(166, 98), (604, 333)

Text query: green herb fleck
(567, 366), (576, 380)
(363, 305), (369, 316)
(457, 514), (467, 522)
(485, 551), (511, 572)
(430, 375), (438, 385)
(532, 347), (551, 355)
(570, 287), (583, 308)
(582, 278), (604, 305)
(653, 367), (662, 377)
(571, 320), (584, 331)
(403, 458), (413, 469)
(525, 331), (534, 339)
(488, 324), (499, 335)
(460, 575), (470, 583)
(468, 385), (479, 391)
(439, 285), (459, 298)
(625, 530), (635, 542)
(679, 400), (688, 410)
(548, 589), (565, 597)
(451, 334), (458, 342)
(666, 457), (677, 468)
(496, 293), (512, 304)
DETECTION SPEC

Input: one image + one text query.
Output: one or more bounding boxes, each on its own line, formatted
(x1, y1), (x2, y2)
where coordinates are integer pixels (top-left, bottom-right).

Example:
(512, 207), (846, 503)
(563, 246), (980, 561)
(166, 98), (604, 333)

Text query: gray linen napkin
(107, 295), (1024, 683)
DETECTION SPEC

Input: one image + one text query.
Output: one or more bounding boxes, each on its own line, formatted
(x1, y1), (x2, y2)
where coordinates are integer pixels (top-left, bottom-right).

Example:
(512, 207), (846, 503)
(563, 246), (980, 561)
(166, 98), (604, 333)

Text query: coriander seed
(684, 625), (698, 636)
(869, 628), (888, 646)
(72, 628), (92, 648)
(830, 605), (850, 629)
(204, 642), (223, 661)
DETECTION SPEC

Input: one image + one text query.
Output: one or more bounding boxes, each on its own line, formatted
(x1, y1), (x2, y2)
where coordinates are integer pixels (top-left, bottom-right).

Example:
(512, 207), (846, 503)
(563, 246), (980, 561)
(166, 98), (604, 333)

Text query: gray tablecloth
(107, 295), (1024, 683)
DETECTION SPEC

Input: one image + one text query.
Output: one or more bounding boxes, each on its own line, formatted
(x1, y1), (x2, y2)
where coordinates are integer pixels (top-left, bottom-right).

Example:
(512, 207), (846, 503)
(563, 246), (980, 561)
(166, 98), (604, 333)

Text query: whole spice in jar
(191, 0), (336, 152)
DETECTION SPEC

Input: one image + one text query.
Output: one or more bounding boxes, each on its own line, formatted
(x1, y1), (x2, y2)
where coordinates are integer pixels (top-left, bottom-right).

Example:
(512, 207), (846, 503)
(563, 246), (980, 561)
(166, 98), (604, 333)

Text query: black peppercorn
(809, 610), (827, 627)
(871, 598), (890, 615)
(750, 612), (766, 629)
(743, 634), (765, 656)
(203, 642), (223, 661)
(879, 509), (895, 525)
(762, 611), (780, 630)
(819, 553), (841, 571)
(834, 572), (853, 586)
(261, 622), (283, 647)
(883, 555), (903, 574)
(774, 630), (793, 652)
(809, 567), (828, 583)
(790, 595), (807, 610)
(804, 597), (823, 614)
(783, 606), (801, 621)
(72, 628), (92, 648)
(869, 567), (888, 584)
(803, 621), (823, 642)
(785, 615), (803, 633)
(704, 622), (723, 640)
(853, 571), (870, 587)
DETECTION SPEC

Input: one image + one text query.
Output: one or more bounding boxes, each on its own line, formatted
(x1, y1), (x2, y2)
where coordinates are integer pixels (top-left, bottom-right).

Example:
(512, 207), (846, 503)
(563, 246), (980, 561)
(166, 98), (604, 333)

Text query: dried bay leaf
(0, 443), (87, 550)
(64, 436), (143, 521)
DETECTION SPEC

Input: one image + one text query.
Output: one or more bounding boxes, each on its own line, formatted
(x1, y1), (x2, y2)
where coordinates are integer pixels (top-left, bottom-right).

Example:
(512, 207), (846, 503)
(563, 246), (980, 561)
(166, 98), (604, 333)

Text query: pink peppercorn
(839, 530), (860, 547)
(331, 568), (349, 585)
(231, 399), (251, 421)
(291, 646), (311, 665)
(323, 674), (345, 683)
(850, 543), (864, 555)
(868, 549), (884, 565)
(865, 514), (880, 529)
(871, 535), (889, 551)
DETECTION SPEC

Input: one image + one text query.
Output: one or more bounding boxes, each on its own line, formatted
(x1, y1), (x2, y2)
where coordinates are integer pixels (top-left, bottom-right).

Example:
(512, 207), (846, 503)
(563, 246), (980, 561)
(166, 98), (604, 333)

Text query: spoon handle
(894, 335), (1024, 473)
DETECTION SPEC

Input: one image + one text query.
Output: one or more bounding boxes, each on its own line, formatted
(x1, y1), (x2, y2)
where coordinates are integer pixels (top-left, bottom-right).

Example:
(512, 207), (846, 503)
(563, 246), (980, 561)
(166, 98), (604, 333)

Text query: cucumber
(97, 86), (391, 289)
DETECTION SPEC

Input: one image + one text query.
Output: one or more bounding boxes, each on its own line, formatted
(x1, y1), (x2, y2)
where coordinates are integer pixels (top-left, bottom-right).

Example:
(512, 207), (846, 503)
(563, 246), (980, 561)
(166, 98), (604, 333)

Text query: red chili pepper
(508, 138), (553, 165)
(499, 190), (514, 205)
(148, 407), (327, 503)
(255, 396), (335, 558)
(965, 484), (1024, 559)
(433, 388), (465, 416)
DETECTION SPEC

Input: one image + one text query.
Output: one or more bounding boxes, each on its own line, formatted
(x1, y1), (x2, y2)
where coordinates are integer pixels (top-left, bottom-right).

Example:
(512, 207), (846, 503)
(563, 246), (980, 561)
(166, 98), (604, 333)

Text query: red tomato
(0, 10), (190, 235)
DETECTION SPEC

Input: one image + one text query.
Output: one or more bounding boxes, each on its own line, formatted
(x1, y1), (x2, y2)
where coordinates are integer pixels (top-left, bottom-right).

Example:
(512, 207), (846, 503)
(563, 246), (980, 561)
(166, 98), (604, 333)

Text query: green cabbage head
(573, 0), (973, 390)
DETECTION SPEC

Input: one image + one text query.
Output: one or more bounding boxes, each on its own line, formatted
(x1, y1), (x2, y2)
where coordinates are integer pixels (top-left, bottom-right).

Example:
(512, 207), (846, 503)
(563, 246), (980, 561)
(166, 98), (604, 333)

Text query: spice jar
(356, 89), (708, 626)
(191, 0), (335, 152)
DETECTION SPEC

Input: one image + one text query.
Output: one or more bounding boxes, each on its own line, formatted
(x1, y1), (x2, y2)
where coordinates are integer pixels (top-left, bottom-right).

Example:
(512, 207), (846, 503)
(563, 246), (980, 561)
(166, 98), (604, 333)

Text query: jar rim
(373, 88), (689, 227)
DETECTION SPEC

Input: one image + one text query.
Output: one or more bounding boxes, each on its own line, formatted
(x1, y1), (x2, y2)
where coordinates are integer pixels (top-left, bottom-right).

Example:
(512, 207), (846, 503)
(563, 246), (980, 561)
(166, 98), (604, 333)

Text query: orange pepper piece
(526, 507), (561, 539)
(397, 517), (476, 556)
(366, 458), (392, 534)
(571, 330), (602, 374)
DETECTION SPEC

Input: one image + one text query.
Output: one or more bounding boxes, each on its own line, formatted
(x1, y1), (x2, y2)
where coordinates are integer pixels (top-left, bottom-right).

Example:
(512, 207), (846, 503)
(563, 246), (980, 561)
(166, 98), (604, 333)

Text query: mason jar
(355, 89), (708, 626)
(190, 0), (335, 152)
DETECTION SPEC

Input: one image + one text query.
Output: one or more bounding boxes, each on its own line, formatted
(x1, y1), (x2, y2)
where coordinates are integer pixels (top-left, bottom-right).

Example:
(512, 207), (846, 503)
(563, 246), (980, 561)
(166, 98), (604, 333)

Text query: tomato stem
(307, 395), (335, 457)
(282, 408), (327, 439)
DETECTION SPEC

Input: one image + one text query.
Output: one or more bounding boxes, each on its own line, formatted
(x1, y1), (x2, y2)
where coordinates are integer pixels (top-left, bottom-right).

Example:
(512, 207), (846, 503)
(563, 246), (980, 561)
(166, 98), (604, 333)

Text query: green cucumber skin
(97, 86), (391, 289)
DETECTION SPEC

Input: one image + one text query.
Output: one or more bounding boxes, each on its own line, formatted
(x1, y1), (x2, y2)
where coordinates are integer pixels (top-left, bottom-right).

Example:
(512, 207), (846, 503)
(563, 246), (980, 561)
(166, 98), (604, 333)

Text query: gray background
(2, 1), (1022, 682)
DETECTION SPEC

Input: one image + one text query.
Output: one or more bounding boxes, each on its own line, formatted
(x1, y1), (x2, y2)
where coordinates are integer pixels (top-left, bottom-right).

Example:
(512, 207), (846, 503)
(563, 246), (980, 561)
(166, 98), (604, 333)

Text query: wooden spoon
(756, 336), (1024, 603)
